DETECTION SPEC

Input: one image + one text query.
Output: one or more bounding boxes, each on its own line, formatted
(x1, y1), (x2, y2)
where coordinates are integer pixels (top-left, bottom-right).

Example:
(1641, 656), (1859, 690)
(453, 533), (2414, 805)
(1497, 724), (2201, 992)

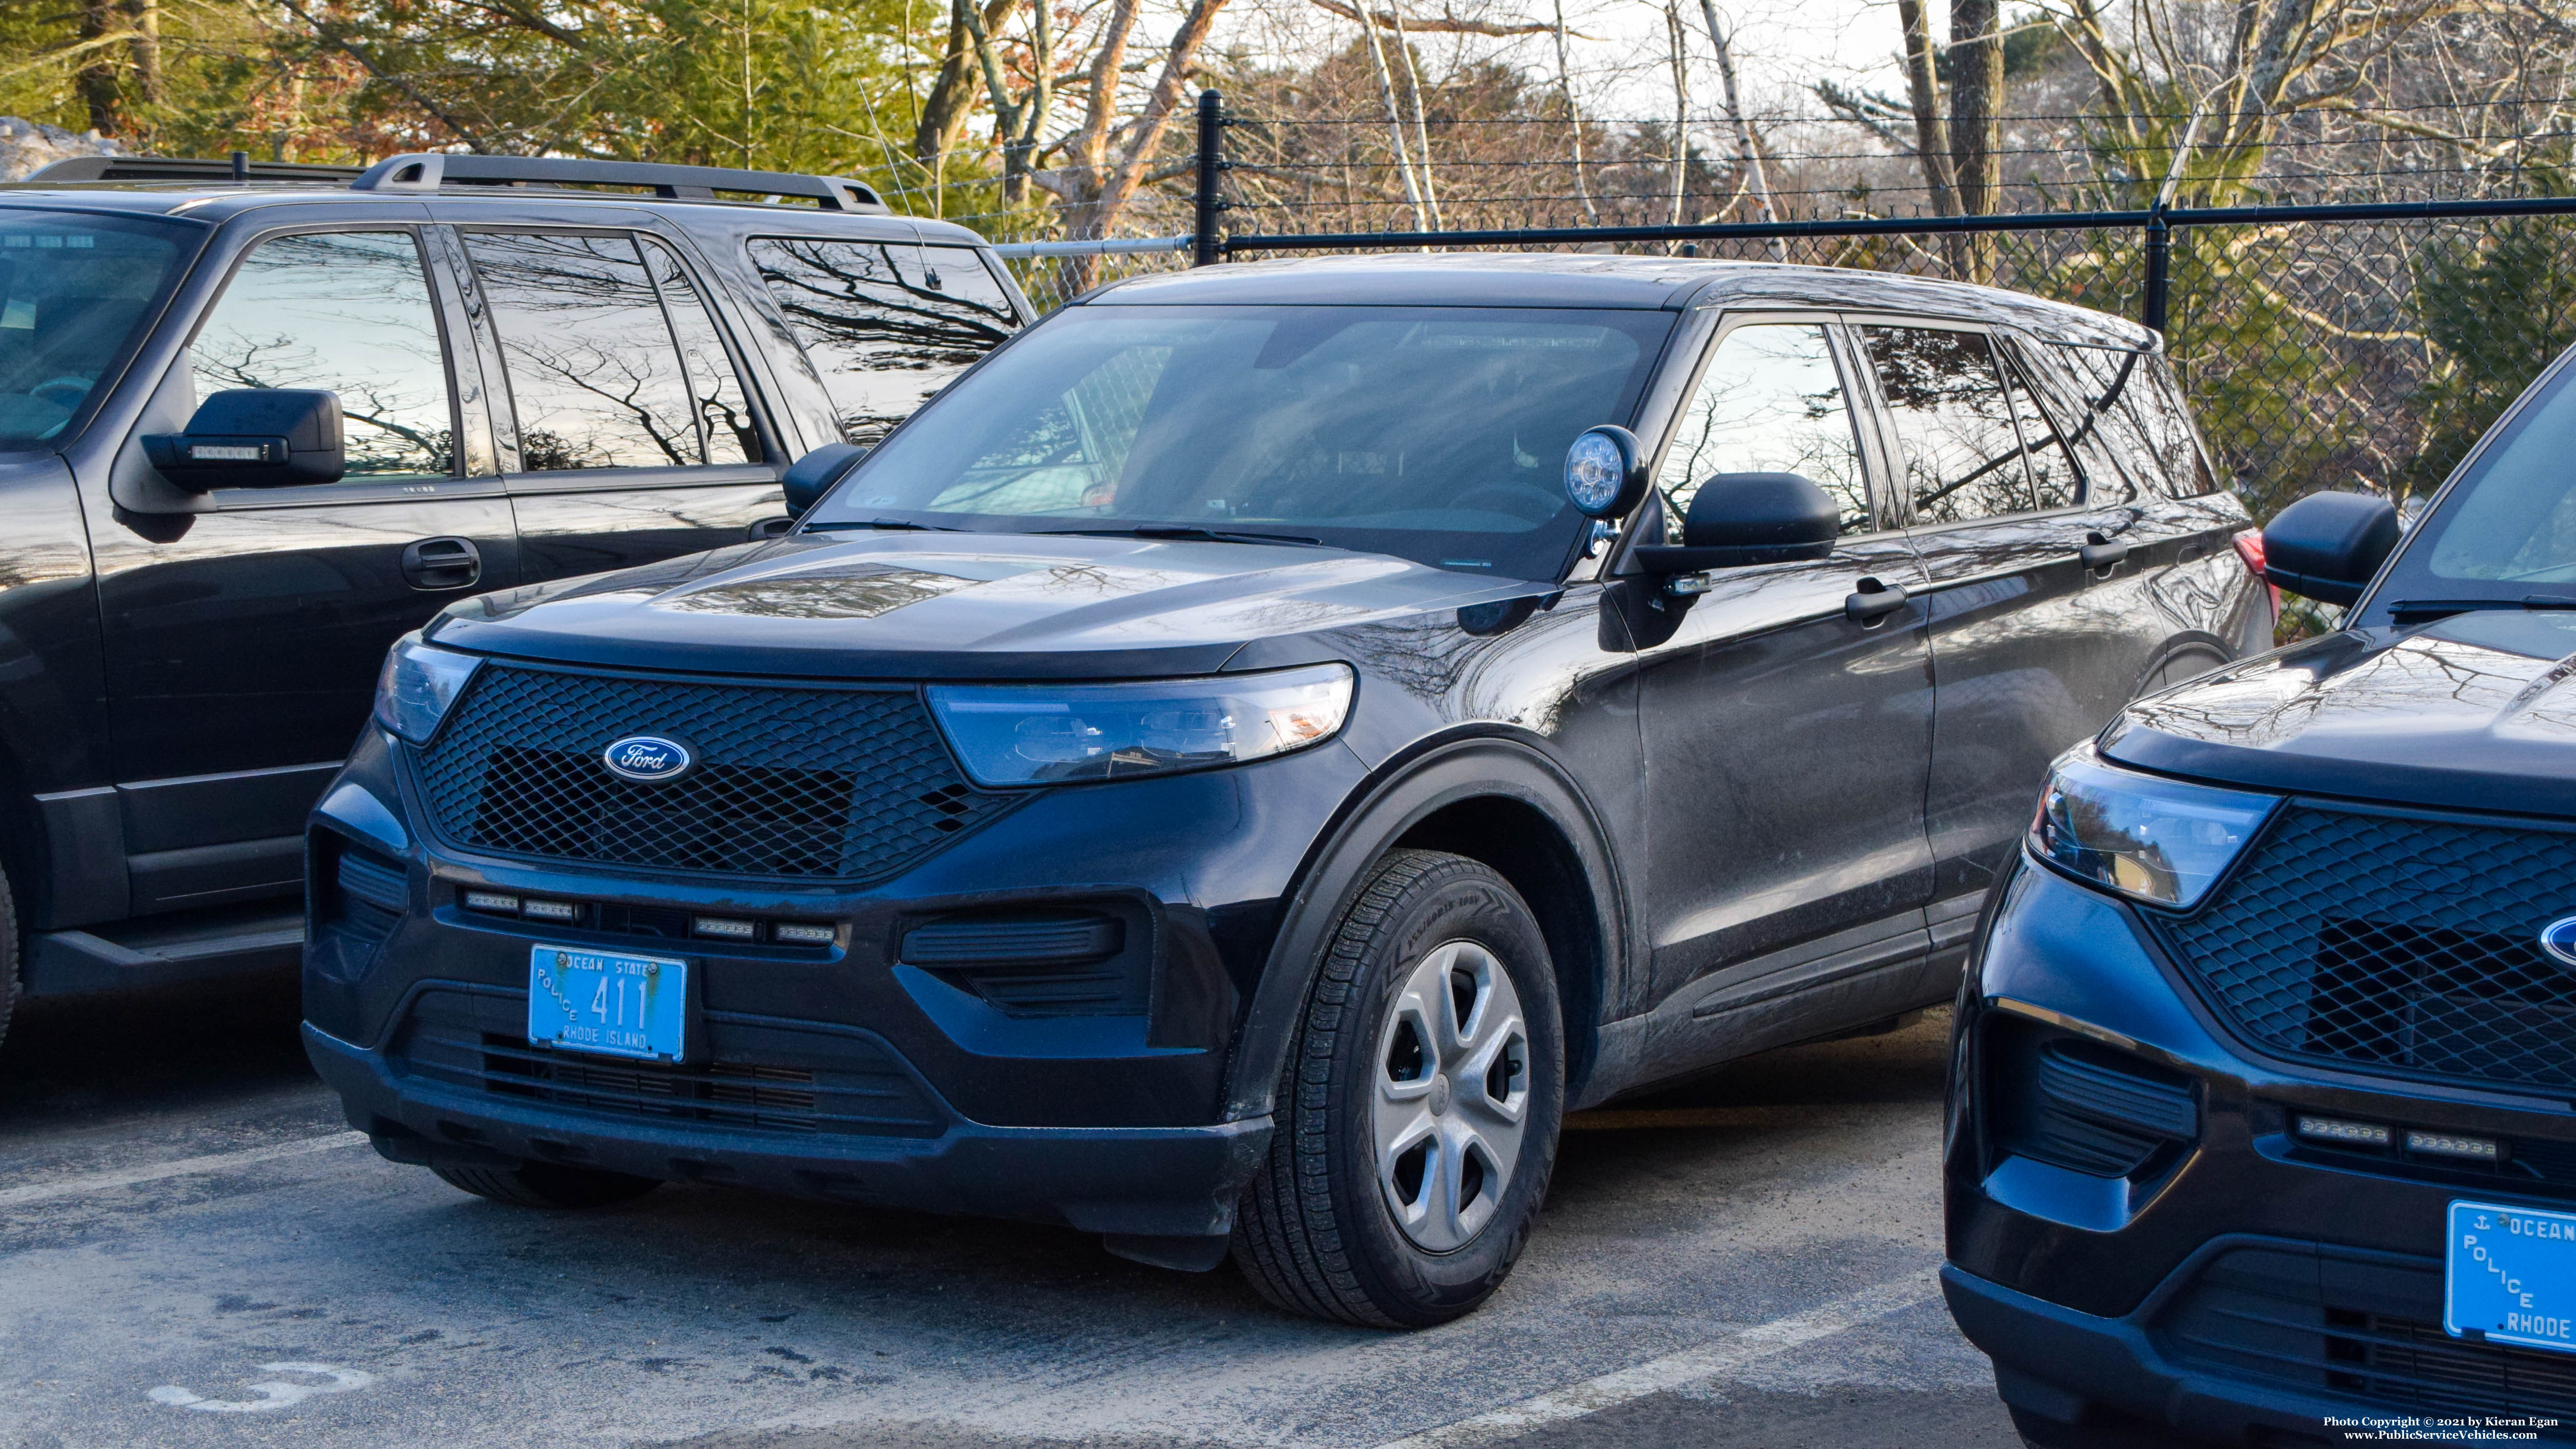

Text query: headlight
(927, 663), (1354, 786)
(2030, 749), (2277, 909)
(374, 634), (484, 744)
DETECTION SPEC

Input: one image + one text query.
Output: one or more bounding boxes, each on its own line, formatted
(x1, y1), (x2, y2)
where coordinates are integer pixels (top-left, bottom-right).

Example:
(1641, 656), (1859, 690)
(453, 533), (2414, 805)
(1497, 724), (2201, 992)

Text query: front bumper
(1948, 855), (2576, 1444)
(306, 1020), (1269, 1240)
(303, 718), (1365, 1247)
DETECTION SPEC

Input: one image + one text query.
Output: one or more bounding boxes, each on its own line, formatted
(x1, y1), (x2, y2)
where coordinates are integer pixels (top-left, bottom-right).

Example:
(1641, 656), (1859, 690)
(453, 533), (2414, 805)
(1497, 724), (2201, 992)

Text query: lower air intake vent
(390, 989), (945, 1137)
(1995, 1027), (2198, 1178)
(902, 909), (1143, 1018)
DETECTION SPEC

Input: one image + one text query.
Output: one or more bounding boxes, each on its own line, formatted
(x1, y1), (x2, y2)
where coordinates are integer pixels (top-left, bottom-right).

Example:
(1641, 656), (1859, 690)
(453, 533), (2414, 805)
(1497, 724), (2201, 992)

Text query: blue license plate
(527, 945), (687, 1062)
(2447, 1199), (2576, 1354)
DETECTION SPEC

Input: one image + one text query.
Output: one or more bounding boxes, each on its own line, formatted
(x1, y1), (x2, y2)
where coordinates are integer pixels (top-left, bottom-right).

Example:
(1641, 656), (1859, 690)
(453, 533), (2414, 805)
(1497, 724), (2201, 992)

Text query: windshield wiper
(804, 517), (963, 532)
(1033, 525), (1326, 547)
(2387, 595), (2576, 617)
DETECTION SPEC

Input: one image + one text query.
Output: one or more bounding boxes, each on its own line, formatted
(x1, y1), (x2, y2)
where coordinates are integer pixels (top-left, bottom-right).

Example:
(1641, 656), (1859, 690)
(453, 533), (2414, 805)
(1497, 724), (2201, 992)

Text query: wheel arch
(2133, 629), (2241, 701)
(1223, 733), (1630, 1119)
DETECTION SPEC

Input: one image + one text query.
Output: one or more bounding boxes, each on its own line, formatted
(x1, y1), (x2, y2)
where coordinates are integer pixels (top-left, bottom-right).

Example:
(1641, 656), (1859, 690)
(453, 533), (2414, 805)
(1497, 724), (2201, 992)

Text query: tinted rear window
(747, 238), (1015, 444)
(2053, 343), (2221, 497)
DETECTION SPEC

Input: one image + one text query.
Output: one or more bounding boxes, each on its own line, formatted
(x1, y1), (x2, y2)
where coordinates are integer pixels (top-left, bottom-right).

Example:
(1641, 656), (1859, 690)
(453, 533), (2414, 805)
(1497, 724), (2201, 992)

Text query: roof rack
(22, 155), (366, 184)
(350, 154), (887, 213)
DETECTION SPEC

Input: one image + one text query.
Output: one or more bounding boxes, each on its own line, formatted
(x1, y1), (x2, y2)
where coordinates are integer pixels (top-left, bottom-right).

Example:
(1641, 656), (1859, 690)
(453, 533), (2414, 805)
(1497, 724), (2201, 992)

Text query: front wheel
(1233, 850), (1564, 1327)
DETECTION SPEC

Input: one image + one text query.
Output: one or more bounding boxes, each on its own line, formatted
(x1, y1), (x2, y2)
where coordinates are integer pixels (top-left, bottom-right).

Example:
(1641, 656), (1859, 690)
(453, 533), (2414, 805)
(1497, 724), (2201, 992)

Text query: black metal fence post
(1192, 90), (1226, 267)
(2141, 201), (2171, 334)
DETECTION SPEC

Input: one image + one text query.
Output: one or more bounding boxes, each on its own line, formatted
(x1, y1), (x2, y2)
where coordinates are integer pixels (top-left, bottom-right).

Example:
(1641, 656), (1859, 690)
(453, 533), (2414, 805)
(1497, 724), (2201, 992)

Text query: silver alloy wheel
(1371, 939), (1532, 1252)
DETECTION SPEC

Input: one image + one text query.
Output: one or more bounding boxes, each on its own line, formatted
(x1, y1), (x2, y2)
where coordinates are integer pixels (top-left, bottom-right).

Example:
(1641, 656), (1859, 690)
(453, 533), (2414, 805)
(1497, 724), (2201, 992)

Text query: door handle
(2079, 531), (2132, 572)
(401, 536), (482, 591)
(1845, 576), (1909, 625)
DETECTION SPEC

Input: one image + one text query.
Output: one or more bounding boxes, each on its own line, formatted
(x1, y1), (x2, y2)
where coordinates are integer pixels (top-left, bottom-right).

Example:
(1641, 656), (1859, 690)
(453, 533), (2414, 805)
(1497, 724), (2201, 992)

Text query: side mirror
(782, 442), (869, 517)
(2262, 490), (2399, 607)
(1633, 472), (1840, 574)
(1563, 425), (1651, 519)
(142, 389), (343, 490)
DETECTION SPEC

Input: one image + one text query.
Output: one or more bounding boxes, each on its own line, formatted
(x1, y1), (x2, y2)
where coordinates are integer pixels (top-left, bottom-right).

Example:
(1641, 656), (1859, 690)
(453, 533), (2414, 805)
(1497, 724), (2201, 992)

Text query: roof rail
(350, 154), (887, 213)
(22, 155), (366, 184)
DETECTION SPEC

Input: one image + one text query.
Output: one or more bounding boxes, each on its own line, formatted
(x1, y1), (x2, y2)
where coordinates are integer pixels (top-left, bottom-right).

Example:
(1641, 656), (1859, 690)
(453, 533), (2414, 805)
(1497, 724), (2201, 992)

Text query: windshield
(806, 303), (1675, 579)
(0, 210), (190, 450)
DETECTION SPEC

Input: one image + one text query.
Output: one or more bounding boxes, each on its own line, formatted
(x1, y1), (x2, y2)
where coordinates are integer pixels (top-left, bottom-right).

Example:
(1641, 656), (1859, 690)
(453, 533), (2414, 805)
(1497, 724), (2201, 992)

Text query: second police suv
(1950, 334), (2576, 1438)
(304, 253), (2262, 1326)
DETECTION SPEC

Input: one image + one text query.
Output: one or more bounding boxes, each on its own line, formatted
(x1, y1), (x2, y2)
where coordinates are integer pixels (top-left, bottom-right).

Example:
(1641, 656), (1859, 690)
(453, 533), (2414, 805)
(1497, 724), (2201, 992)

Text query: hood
(427, 532), (1537, 680)
(2102, 610), (2576, 817)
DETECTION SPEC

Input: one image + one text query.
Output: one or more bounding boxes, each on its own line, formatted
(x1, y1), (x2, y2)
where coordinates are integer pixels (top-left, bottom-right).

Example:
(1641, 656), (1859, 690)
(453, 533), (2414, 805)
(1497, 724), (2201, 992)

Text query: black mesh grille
(410, 664), (1013, 881)
(2157, 1246), (2576, 1431)
(2152, 804), (2576, 1094)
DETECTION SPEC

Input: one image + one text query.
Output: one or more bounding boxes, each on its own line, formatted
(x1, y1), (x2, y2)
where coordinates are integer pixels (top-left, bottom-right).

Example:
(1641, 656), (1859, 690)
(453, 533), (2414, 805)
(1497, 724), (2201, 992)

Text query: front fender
(1219, 731), (1632, 1118)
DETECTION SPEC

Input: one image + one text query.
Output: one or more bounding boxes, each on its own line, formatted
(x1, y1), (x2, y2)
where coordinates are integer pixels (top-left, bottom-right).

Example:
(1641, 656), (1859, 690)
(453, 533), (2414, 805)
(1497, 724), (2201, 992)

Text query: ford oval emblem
(603, 735), (692, 783)
(2542, 915), (2576, 969)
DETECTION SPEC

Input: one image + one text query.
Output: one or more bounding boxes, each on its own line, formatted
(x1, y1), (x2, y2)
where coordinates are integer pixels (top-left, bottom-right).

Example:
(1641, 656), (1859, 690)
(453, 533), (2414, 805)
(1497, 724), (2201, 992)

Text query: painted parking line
(1561, 1105), (1868, 1132)
(0, 1131), (368, 1210)
(1369, 1268), (1943, 1449)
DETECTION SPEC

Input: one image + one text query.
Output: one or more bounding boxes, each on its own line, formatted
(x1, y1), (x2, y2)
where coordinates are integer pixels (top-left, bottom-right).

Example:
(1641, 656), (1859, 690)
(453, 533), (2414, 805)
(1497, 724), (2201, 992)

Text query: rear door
(452, 226), (784, 581)
(92, 222), (518, 914)
(1854, 319), (2152, 908)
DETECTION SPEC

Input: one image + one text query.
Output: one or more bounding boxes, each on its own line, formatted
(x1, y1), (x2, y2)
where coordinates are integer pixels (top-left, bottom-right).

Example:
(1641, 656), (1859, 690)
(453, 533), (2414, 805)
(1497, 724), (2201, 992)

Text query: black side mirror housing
(142, 388), (343, 490)
(2262, 490), (2400, 607)
(781, 442), (869, 517)
(1633, 472), (1840, 574)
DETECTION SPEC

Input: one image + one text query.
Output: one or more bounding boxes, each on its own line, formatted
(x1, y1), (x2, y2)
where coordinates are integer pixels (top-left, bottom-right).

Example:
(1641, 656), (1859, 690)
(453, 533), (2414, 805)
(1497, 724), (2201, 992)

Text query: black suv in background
(1948, 340), (2576, 1442)
(303, 254), (2266, 1325)
(0, 153), (1023, 1051)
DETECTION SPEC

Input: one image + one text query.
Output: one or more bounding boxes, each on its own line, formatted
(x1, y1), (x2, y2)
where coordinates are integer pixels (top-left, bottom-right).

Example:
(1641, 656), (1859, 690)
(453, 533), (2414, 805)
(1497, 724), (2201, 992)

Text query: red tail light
(2230, 528), (2265, 575)
(2232, 528), (2281, 617)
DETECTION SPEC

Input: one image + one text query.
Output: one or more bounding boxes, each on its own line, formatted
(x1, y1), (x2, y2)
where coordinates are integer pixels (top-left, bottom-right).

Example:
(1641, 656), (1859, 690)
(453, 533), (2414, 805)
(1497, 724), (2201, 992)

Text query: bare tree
(1035, 0), (1236, 246)
(1551, 0), (1600, 224)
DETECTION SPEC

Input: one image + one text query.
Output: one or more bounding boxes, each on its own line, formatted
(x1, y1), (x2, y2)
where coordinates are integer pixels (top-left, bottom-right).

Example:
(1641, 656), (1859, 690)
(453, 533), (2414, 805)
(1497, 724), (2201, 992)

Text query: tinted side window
(640, 240), (758, 465)
(1658, 322), (1870, 535)
(191, 230), (454, 478)
(747, 237), (1016, 445)
(1863, 326), (2032, 525)
(465, 231), (699, 471)
(2053, 344), (2218, 497)
(1999, 354), (2079, 511)
(2126, 357), (2220, 496)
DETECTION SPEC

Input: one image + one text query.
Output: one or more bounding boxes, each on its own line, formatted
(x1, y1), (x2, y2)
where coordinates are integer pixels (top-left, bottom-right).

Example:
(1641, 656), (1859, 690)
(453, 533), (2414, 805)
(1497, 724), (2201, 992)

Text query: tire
(430, 1160), (661, 1210)
(0, 865), (20, 1062)
(1233, 849), (1565, 1327)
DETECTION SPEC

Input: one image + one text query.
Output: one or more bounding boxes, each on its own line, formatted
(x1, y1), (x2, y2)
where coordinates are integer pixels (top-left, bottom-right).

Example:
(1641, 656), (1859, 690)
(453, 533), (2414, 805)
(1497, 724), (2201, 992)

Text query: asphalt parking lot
(0, 976), (2018, 1449)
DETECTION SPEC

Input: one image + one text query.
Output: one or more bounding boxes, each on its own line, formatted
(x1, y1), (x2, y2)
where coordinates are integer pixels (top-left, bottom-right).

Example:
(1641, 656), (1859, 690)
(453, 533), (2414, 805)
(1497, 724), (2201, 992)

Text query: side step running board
(22, 917), (304, 998)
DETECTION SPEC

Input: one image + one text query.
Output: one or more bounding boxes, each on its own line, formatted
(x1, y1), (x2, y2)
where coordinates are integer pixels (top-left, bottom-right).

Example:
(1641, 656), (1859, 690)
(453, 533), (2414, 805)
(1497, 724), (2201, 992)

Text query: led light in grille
(2296, 1115), (2392, 1149)
(693, 916), (758, 941)
(463, 891), (521, 914)
(2406, 1130), (2500, 1163)
(772, 922), (836, 946)
(522, 899), (579, 923)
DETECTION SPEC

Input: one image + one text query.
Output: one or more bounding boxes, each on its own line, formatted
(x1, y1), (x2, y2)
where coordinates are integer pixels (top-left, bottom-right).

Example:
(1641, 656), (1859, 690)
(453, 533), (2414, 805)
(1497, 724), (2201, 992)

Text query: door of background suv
(1630, 315), (1938, 1038)
(449, 226), (784, 579)
(92, 224), (518, 915)
(1854, 319), (2161, 907)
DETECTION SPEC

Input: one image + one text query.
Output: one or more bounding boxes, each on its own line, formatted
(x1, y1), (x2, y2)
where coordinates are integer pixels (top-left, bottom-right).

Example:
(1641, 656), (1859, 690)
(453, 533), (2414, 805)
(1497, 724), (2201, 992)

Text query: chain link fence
(983, 102), (2576, 539)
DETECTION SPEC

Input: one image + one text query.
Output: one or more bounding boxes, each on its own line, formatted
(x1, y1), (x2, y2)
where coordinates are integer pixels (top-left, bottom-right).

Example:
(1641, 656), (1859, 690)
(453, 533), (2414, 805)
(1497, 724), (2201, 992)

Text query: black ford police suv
(303, 253), (2265, 1326)
(1948, 338), (2576, 1441)
(0, 152), (1022, 1055)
